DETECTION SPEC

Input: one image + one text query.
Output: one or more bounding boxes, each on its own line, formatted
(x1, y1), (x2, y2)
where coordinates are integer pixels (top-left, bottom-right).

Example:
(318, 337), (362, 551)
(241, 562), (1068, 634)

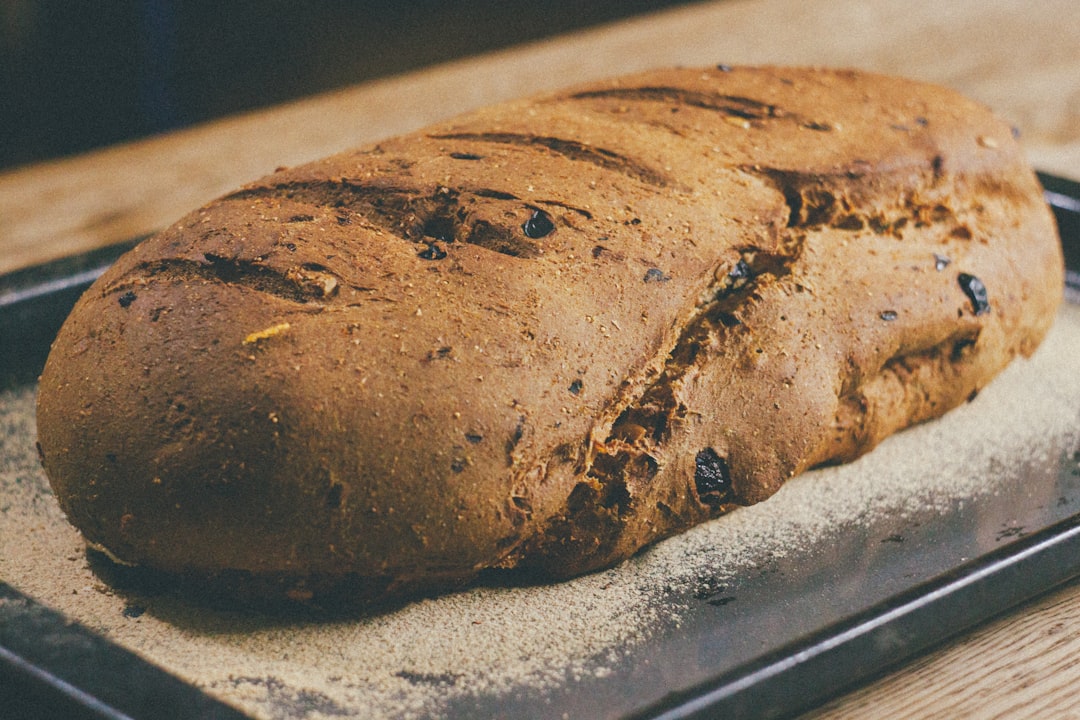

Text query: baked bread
(36, 66), (1063, 606)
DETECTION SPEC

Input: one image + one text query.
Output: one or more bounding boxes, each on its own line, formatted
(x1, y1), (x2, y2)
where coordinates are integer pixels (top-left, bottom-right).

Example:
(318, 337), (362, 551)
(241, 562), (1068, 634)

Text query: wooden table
(2, 1), (1078, 716)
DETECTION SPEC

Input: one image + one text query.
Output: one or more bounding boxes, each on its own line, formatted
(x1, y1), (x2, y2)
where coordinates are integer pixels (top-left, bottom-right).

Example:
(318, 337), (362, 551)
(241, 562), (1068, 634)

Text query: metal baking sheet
(2, 173), (1079, 720)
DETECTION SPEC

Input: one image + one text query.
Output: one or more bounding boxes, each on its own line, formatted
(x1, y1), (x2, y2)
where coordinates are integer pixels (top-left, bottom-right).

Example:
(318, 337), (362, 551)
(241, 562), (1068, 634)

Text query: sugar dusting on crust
(3, 303), (1080, 719)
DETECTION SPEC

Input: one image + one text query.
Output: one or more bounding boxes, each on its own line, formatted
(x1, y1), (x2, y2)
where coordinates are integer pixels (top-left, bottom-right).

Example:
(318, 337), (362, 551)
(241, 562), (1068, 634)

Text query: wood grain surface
(3, 0), (1079, 716)
(804, 578), (1080, 720)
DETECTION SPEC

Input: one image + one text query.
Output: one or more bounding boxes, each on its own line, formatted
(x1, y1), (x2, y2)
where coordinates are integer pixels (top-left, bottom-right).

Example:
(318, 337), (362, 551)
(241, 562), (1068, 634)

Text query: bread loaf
(36, 66), (1063, 606)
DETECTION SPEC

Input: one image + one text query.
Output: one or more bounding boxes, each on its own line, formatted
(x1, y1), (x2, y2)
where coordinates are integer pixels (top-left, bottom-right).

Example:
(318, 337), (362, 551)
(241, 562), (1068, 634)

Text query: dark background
(0, 0), (696, 172)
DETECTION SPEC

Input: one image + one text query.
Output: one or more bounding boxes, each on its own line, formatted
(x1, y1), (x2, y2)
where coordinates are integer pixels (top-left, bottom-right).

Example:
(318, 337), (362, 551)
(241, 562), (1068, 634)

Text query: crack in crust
(429, 132), (673, 188)
(822, 327), (985, 465)
(570, 86), (784, 119)
(748, 166), (965, 233)
(103, 256), (349, 307)
(602, 245), (800, 455)
(568, 85), (837, 132)
(524, 242), (805, 569)
(225, 181), (547, 259)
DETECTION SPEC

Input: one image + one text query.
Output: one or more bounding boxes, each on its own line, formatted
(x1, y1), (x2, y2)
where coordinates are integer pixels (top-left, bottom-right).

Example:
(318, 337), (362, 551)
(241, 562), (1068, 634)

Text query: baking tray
(2, 172), (1079, 720)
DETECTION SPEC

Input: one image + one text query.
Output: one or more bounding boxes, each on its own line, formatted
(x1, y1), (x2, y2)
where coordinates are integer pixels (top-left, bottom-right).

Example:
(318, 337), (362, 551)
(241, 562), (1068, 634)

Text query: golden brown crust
(36, 66), (1063, 604)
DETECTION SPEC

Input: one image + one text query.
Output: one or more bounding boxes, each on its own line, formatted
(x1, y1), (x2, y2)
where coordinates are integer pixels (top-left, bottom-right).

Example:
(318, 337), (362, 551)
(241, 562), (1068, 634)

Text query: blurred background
(0, 0), (697, 171)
